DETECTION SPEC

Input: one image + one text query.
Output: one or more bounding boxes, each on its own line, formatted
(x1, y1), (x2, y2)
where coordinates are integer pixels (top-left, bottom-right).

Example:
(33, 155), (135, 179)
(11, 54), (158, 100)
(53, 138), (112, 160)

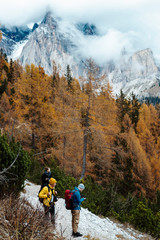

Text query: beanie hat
(49, 178), (56, 185)
(78, 183), (85, 190)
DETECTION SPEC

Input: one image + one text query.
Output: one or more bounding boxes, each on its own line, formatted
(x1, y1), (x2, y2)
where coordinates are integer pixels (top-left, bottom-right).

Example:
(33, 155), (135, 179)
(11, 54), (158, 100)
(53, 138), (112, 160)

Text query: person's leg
(50, 204), (55, 224)
(44, 205), (50, 221)
(72, 210), (80, 234)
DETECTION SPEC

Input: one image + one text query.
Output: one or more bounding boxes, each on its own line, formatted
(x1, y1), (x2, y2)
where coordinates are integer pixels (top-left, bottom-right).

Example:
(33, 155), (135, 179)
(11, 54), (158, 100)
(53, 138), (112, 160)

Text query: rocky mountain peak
(19, 12), (79, 76)
(111, 48), (158, 83)
(129, 48), (158, 76)
(109, 48), (160, 98)
(41, 12), (57, 30)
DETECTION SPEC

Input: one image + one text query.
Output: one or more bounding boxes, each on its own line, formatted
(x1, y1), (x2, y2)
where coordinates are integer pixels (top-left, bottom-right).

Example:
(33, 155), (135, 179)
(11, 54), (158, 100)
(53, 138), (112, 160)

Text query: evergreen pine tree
(116, 90), (130, 132)
(65, 65), (73, 90)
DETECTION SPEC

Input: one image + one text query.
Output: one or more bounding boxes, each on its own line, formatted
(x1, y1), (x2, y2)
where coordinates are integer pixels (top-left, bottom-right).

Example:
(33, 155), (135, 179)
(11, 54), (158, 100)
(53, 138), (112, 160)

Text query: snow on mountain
(8, 39), (29, 60)
(21, 181), (153, 240)
(108, 48), (160, 98)
(0, 25), (31, 56)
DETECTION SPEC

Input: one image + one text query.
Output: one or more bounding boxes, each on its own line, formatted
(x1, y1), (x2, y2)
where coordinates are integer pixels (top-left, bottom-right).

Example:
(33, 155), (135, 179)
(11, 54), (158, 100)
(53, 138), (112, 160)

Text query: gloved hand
(81, 197), (86, 201)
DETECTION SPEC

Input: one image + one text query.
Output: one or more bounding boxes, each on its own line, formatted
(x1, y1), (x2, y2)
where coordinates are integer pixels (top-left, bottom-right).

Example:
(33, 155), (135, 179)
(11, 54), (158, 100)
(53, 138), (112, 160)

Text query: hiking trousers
(44, 204), (55, 224)
(71, 210), (80, 233)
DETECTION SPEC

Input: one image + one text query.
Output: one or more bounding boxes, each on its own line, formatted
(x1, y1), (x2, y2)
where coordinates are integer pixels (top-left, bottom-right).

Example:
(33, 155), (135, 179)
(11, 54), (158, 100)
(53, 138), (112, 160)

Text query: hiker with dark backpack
(41, 167), (52, 189)
(39, 178), (57, 224)
(65, 184), (86, 238)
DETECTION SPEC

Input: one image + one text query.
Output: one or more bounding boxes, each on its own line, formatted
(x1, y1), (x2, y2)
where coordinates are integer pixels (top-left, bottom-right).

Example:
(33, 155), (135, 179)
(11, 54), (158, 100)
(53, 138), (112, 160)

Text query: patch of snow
(8, 39), (29, 61)
(21, 181), (153, 240)
(109, 73), (158, 98)
(40, 26), (48, 35)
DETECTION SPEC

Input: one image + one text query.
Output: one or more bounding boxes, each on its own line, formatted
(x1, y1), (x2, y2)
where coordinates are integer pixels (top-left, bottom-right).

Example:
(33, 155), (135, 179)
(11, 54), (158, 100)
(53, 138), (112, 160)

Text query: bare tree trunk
(62, 135), (66, 169)
(9, 118), (16, 142)
(81, 108), (89, 179)
(80, 58), (98, 179)
(31, 132), (35, 149)
(81, 128), (88, 179)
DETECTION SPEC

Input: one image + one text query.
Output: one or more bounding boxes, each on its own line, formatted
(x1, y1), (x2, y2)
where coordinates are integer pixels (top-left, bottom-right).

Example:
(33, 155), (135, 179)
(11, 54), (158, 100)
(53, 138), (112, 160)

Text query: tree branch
(0, 147), (21, 175)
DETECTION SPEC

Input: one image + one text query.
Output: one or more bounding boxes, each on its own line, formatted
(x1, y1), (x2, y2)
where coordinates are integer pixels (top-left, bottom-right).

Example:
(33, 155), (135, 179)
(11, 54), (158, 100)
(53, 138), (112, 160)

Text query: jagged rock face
(0, 25), (30, 42)
(32, 23), (39, 32)
(129, 48), (158, 78)
(19, 12), (98, 76)
(111, 48), (158, 83)
(0, 25), (31, 55)
(76, 23), (97, 35)
(109, 48), (160, 98)
(0, 34), (15, 56)
(19, 12), (80, 76)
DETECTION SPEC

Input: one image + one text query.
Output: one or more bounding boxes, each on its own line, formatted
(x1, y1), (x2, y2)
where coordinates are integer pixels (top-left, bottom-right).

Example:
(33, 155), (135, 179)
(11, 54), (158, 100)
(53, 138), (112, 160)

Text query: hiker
(41, 167), (52, 188)
(71, 183), (86, 238)
(39, 177), (57, 224)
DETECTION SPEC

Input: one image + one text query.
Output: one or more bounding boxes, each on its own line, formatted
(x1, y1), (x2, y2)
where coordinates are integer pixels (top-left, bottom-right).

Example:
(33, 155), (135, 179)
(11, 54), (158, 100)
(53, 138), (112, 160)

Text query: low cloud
(78, 29), (138, 65)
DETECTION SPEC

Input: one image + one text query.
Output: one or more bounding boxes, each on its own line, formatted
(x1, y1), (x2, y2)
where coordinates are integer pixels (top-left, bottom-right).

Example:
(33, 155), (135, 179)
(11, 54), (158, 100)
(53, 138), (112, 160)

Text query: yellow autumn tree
(79, 58), (109, 179)
(13, 64), (55, 151)
(87, 82), (119, 181)
(127, 128), (152, 195)
(139, 103), (151, 128)
(50, 73), (84, 177)
(137, 116), (155, 156)
(0, 92), (11, 135)
(150, 154), (160, 190)
(148, 104), (159, 142)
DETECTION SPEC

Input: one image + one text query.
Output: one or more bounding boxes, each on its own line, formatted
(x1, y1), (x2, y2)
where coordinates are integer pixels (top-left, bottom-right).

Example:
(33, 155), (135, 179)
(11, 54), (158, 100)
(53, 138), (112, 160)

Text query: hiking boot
(72, 232), (83, 237)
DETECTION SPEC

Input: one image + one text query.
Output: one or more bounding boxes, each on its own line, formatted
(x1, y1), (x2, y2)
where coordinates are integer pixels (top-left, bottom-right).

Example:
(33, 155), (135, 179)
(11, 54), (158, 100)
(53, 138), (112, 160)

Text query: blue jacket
(72, 187), (85, 210)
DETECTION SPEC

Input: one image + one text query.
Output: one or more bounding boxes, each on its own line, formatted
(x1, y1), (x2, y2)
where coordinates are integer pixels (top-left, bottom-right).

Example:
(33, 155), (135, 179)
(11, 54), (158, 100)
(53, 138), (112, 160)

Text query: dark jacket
(72, 187), (85, 210)
(41, 171), (52, 187)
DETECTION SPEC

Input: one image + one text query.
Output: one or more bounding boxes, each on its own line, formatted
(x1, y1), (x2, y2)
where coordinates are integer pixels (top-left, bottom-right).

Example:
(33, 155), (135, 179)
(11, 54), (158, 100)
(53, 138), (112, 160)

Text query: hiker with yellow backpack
(39, 178), (58, 224)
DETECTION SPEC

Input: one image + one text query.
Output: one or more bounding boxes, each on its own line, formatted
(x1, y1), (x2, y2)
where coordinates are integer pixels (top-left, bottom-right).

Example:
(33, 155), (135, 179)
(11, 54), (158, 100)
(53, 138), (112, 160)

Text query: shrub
(27, 157), (44, 184)
(130, 201), (155, 233)
(0, 134), (31, 195)
(153, 211), (160, 238)
(107, 208), (119, 220)
(0, 195), (58, 240)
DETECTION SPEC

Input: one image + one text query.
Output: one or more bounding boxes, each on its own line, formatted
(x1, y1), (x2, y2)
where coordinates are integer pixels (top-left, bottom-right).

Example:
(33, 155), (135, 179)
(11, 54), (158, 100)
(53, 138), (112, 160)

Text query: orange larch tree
(12, 64), (55, 151)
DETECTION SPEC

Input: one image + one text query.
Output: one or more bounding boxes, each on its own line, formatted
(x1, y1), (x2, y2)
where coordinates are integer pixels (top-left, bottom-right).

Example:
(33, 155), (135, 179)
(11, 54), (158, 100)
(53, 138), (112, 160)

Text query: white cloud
(1, 0), (160, 26)
(78, 29), (136, 64)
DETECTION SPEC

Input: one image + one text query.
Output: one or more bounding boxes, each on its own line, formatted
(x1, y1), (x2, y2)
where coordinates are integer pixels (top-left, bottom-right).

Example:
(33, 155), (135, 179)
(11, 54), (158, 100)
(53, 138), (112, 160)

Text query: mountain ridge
(0, 11), (160, 100)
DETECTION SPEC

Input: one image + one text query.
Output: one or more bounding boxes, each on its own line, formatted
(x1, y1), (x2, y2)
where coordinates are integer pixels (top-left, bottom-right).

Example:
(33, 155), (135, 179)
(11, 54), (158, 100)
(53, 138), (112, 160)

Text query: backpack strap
(48, 186), (57, 205)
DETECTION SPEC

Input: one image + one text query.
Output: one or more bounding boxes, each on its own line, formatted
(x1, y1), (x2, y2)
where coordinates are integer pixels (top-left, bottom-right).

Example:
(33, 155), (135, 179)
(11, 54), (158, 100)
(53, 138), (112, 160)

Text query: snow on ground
(21, 181), (153, 240)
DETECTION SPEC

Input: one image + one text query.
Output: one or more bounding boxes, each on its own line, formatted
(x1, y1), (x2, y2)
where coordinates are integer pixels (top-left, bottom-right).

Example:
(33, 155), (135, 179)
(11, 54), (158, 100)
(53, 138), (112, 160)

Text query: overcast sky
(1, 0), (160, 64)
